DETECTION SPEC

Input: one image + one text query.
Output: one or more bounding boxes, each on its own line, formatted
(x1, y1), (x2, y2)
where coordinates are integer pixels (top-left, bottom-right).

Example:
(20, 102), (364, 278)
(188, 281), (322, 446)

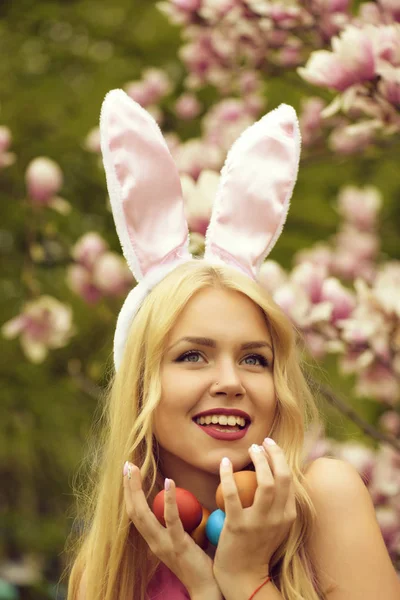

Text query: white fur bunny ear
(204, 104), (301, 279)
(100, 89), (191, 281)
(100, 89), (192, 370)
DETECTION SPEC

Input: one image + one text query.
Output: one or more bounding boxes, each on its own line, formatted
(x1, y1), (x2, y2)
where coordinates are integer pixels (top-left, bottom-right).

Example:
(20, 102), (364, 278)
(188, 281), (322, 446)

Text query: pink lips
(193, 420), (250, 441)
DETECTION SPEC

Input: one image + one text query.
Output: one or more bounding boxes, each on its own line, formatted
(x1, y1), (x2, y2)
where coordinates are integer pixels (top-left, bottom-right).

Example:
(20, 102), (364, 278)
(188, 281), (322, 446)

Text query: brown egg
(216, 470), (258, 511)
(190, 506), (211, 549)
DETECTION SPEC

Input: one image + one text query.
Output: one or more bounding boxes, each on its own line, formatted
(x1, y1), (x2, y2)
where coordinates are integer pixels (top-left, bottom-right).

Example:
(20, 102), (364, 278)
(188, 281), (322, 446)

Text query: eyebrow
(167, 336), (274, 353)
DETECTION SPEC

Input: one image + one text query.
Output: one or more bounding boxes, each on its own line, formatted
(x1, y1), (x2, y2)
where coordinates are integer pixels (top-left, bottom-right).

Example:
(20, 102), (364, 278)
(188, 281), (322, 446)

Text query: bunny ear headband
(99, 89), (301, 371)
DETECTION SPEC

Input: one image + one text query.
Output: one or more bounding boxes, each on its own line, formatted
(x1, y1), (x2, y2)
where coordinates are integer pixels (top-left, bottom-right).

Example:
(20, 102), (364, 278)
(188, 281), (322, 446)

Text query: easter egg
(190, 506), (211, 549)
(216, 470), (257, 511)
(152, 487), (203, 533)
(205, 509), (226, 546)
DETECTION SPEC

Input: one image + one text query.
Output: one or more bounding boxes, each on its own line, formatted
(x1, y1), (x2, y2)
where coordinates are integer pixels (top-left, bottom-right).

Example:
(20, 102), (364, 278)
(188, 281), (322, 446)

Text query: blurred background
(1, 0), (399, 598)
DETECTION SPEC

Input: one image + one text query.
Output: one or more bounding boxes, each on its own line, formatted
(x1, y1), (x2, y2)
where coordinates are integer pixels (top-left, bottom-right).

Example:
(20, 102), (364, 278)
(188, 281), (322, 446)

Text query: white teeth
(195, 415), (248, 427)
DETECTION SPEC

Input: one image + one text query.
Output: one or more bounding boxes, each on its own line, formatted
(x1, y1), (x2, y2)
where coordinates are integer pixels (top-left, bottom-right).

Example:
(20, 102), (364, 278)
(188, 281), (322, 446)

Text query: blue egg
(205, 509), (226, 546)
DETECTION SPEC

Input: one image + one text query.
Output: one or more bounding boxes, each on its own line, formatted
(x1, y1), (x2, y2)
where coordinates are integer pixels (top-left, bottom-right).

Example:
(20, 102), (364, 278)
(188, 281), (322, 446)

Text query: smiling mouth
(192, 419), (249, 432)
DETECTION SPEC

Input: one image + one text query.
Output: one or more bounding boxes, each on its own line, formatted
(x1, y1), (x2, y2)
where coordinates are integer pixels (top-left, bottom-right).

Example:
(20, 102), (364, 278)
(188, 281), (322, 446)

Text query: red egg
(152, 487), (203, 533)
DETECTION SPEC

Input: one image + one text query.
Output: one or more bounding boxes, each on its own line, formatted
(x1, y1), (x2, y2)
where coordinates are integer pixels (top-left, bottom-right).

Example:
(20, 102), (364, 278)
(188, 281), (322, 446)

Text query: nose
(210, 361), (246, 398)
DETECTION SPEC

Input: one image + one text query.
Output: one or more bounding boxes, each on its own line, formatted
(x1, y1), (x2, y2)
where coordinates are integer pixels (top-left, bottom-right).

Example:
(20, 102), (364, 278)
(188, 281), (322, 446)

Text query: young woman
(64, 90), (400, 600)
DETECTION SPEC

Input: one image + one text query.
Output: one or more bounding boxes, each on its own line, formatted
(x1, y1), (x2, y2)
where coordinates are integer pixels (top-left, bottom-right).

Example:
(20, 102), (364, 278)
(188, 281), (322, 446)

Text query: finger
(219, 456), (242, 520)
(248, 444), (275, 514)
(262, 439), (293, 514)
(284, 479), (297, 523)
(163, 478), (186, 542)
(123, 462), (163, 547)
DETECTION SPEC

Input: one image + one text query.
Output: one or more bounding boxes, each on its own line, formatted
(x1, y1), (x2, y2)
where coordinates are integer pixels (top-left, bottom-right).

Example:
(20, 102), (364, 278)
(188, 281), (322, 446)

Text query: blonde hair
(63, 261), (327, 600)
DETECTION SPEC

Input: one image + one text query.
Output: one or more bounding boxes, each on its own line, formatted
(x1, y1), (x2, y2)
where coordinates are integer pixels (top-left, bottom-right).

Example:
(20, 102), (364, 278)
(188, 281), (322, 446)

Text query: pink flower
(291, 262), (327, 303)
(71, 232), (108, 270)
(299, 97), (326, 146)
(378, 65), (400, 104)
(125, 69), (172, 107)
(84, 127), (101, 153)
(2, 296), (74, 363)
(295, 243), (333, 271)
(273, 283), (311, 328)
(258, 260), (288, 294)
(180, 170), (219, 235)
(320, 277), (355, 322)
(173, 138), (223, 179)
(355, 363), (399, 403)
(379, 411), (400, 437)
(0, 125), (11, 153)
(175, 94), (202, 119)
(92, 252), (133, 296)
(0, 125), (16, 168)
(25, 157), (63, 206)
(66, 264), (102, 304)
(299, 26), (376, 91)
(329, 120), (381, 154)
(173, 0), (201, 10)
(378, 0), (400, 20)
(337, 185), (382, 230)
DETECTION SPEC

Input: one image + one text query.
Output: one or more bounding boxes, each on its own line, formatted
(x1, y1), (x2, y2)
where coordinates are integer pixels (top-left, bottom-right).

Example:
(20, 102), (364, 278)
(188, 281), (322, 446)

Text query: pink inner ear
(101, 89), (191, 280)
(204, 103), (301, 279)
(282, 122), (294, 136)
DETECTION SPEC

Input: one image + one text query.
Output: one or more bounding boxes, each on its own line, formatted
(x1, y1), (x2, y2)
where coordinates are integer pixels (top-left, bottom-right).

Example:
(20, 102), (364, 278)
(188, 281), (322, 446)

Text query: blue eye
(243, 354), (269, 367)
(177, 351), (203, 363)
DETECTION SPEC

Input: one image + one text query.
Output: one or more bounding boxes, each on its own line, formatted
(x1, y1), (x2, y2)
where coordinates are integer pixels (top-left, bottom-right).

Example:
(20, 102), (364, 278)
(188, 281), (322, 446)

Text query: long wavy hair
(63, 261), (327, 600)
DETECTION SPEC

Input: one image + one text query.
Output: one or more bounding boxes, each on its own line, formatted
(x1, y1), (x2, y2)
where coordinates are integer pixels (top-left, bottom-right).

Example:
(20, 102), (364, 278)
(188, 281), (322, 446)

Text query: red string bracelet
(248, 576), (272, 599)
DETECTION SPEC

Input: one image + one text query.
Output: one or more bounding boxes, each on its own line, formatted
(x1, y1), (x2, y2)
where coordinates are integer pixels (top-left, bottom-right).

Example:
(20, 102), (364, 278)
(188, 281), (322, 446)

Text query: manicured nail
(221, 456), (231, 467)
(250, 444), (264, 453)
(264, 438), (276, 446)
(164, 478), (171, 491)
(123, 461), (129, 476)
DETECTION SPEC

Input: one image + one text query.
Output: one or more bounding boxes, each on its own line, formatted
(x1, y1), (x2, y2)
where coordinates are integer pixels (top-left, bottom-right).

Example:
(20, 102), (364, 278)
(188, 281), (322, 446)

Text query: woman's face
(154, 287), (277, 476)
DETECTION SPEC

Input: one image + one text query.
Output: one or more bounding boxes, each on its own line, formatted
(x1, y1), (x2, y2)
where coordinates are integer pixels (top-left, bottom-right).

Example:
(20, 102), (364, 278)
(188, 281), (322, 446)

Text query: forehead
(168, 287), (271, 342)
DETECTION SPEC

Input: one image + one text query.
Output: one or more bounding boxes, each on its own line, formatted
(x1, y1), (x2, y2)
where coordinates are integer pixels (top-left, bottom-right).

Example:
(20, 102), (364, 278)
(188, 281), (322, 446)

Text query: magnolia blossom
(84, 127), (101, 153)
(125, 68), (172, 107)
(25, 157), (63, 204)
(180, 170), (219, 235)
(2, 296), (74, 363)
(337, 185), (382, 230)
(258, 260), (288, 294)
(25, 157), (70, 213)
(67, 233), (133, 303)
(299, 26), (375, 91)
(0, 126), (16, 168)
(92, 252), (133, 296)
(329, 120), (381, 154)
(299, 97), (327, 146)
(71, 232), (108, 269)
(172, 138), (223, 179)
(175, 93), (202, 119)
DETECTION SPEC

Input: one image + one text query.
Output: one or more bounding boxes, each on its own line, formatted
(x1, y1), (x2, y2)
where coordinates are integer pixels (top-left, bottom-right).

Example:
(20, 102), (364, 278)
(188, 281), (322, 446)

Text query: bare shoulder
(302, 456), (400, 599)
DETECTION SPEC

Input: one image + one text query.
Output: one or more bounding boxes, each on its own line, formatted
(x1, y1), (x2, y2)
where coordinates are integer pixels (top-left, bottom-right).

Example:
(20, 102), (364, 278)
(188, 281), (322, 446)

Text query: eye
(176, 350), (204, 363)
(242, 354), (270, 367)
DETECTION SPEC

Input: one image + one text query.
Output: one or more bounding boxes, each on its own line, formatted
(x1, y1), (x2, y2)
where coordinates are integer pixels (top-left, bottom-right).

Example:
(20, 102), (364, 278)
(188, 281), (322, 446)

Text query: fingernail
(264, 438), (276, 446)
(164, 478), (171, 491)
(123, 461), (129, 476)
(221, 456), (231, 467)
(250, 444), (264, 453)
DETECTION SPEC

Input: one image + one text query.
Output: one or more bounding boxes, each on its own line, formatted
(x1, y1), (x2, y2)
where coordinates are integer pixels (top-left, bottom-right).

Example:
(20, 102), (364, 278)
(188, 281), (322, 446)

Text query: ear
(204, 104), (301, 279)
(100, 89), (192, 281)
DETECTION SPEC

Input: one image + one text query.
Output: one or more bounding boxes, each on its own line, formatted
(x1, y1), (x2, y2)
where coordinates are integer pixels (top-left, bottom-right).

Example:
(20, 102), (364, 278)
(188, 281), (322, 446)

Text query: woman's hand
(213, 439), (297, 588)
(123, 463), (221, 598)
